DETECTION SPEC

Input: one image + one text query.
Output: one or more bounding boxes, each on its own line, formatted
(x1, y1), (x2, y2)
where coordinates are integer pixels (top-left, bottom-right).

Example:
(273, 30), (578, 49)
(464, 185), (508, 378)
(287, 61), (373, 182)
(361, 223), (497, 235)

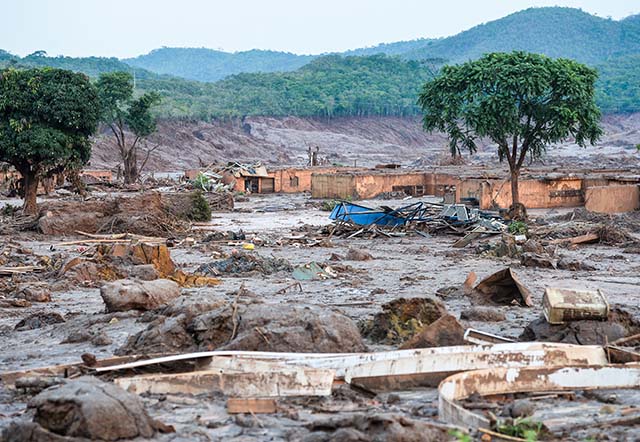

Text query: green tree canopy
(418, 51), (603, 209)
(0, 67), (100, 214)
(96, 71), (161, 183)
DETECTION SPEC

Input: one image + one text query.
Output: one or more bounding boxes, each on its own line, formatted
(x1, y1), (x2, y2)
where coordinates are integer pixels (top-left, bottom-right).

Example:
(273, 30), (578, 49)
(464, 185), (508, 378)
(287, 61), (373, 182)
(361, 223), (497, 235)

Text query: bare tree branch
(138, 141), (161, 176)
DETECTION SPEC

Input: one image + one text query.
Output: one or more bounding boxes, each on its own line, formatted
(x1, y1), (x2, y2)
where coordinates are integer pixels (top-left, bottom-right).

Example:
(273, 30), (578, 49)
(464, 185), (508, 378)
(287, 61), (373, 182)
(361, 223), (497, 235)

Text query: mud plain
(1, 191), (640, 441)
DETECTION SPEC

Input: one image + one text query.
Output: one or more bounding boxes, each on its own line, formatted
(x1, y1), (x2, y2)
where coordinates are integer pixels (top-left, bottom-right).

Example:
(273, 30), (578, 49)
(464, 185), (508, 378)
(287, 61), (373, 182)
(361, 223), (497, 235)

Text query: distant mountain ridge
(1, 6), (639, 117)
(124, 47), (315, 82)
(121, 7), (640, 81)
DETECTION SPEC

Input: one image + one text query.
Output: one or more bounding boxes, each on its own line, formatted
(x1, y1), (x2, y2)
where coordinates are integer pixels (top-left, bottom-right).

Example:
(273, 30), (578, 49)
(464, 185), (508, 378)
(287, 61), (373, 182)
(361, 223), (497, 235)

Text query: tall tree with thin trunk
(96, 72), (160, 184)
(0, 68), (99, 215)
(418, 51), (603, 209)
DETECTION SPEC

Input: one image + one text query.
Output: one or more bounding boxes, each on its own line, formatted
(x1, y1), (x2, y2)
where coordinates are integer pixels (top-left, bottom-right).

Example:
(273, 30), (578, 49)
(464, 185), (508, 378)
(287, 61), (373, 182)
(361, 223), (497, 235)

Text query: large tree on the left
(0, 68), (100, 215)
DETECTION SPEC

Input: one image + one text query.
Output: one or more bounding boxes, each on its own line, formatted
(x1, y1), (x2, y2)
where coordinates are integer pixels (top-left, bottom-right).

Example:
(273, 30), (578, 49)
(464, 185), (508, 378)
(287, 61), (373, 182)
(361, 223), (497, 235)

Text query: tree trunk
(510, 168), (520, 207)
(123, 152), (138, 184)
(21, 169), (39, 216)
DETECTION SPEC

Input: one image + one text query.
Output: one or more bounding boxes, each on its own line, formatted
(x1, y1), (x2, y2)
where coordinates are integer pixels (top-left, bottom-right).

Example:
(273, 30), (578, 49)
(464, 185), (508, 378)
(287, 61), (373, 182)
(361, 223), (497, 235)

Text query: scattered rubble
(197, 251), (292, 276)
(3, 184), (640, 440)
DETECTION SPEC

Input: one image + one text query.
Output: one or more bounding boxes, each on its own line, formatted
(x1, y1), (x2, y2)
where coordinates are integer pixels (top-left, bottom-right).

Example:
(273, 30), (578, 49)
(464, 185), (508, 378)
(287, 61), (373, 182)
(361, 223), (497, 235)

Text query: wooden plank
(227, 398), (277, 414)
(452, 230), (482, 248)
(548, 232), (599, 245)
(114, 366), (335, 397)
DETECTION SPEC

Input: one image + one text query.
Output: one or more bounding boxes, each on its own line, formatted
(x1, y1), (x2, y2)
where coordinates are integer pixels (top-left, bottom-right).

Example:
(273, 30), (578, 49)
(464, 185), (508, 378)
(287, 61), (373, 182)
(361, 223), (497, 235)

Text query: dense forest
(139, 55), (437, 119)
(2, 51), (638, 118)
(1, 7), (639, 119)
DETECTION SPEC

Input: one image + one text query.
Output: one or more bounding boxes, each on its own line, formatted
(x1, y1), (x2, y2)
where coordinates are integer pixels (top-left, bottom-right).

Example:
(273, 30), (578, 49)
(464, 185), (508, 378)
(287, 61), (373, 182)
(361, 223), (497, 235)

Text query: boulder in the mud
(400, 314), (465, 349)
(361, 297), (447, 345)
(18, 376), (159, 440)
(520, 253), (557, 269)
(521, 316), (626, 345)
(345, 248), (373, 261)
(303, 413), (450, 442)
(100, 279), (180, 312)
(18, 286), (52, 303)
(15, 312), (65, 331)
(118, 302), (366, 355)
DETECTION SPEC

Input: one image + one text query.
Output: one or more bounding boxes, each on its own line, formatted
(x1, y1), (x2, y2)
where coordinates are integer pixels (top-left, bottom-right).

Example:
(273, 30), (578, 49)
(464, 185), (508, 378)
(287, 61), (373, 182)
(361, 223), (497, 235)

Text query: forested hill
(140, 55), (436, 119)
(125, 48), (314, 82)
(123, 7), (639, 81)
(2, 51), (639, 117)
(0, 52), (157, 79)
(1, 6), (639, 118)
(404, 8), (640, 64)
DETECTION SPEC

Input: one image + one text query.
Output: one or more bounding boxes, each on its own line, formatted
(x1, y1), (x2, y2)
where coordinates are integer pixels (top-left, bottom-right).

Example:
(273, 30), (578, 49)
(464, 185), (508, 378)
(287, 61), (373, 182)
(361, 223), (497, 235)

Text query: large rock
(3, 377), (162, 441)
(521, 316), (626, 345)
(400, 314), (465, 349)
(100, 279), (180, 312)
(360, 297), (447, 345)
(118, 303), (366, 355)
(303, 413), (450, 442)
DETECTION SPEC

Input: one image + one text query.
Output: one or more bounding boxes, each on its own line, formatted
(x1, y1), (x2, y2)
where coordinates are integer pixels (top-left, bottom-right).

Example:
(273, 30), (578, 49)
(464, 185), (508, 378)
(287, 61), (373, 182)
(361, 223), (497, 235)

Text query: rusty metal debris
(438, 364), (640, 436)
(543, 287), (609, 324)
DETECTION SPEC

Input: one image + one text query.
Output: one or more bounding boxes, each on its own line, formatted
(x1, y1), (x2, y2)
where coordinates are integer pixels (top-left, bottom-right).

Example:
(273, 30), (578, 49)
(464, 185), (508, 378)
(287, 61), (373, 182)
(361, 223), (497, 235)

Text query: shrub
(188, 191), (211, 222)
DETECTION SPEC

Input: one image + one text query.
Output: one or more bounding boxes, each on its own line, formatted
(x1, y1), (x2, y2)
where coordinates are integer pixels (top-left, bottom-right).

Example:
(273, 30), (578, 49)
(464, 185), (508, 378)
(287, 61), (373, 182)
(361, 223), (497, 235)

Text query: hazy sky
(3, 0), (638, 58)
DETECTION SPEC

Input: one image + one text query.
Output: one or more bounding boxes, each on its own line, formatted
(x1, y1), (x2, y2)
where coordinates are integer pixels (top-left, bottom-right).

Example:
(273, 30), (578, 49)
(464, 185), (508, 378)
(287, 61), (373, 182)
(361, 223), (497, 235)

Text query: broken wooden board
(342, 343), (606, 390)
(227, 398), (277, 414)
(607, 345), (640, 363)
(95, 343), (606, 384)
(439, 364), (640, 430)
(452, 230), (482, 248)
(114, 365), (335, 397)
(548, 232), (599, 245)
(0, 354), (163, 386)
(0, 266), (43, 276)
(463, 328), (516, 345)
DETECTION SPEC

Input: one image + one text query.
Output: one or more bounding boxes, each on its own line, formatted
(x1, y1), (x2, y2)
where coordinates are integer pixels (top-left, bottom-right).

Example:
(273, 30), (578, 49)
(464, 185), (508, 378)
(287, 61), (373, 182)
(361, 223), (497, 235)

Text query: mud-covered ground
(2, 192), (640, 441)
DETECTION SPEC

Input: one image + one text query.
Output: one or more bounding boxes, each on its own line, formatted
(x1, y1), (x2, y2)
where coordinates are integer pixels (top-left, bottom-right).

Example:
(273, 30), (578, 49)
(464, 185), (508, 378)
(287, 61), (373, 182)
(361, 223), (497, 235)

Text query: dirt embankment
(89, 114), (640, 173)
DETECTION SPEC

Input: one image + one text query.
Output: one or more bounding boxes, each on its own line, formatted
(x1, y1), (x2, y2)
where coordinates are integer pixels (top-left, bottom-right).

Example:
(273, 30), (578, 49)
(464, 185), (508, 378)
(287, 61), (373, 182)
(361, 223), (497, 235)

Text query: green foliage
(192, 172), (211, 191)
(1, 203), (18, 217)
(497, 417), (543, 441)
(188, 191), (211, 222)
(419, 51), (603, 161)
(595, 54), (640, 114)
(509, 221), (528, 235)
(447, 429), (471, 442)
(97, 72), (161, 136)
(0, 67), (100, 174)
